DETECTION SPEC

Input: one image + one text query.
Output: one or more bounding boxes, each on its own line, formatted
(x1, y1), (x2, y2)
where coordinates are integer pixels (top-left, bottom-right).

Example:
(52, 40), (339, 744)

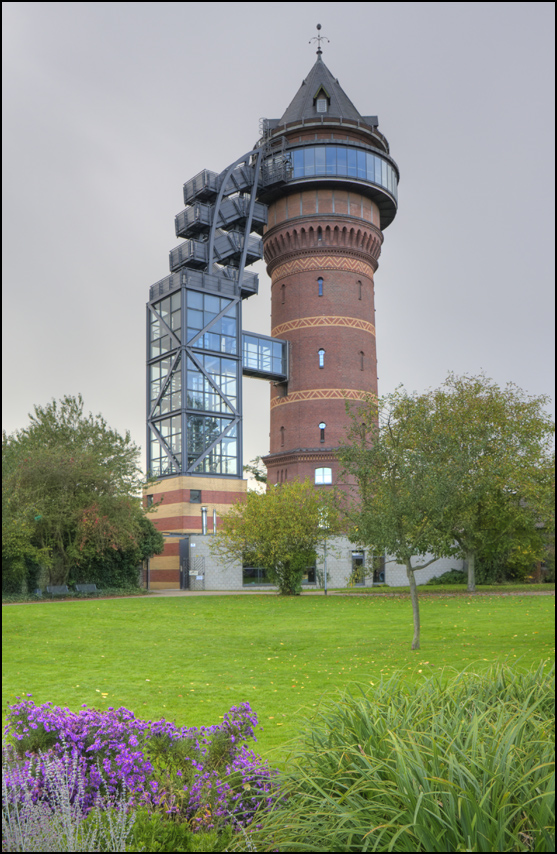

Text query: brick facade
(143, 475), (247, 588)
(262, 183), (382, 487)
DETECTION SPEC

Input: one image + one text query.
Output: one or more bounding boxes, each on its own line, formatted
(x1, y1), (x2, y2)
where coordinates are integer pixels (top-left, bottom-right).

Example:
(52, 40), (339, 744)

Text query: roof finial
(309, 23), (329, 58)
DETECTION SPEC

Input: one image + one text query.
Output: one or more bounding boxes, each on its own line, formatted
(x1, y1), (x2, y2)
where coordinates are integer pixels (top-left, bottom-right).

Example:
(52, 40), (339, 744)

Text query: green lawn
(2, 594), (554, 766)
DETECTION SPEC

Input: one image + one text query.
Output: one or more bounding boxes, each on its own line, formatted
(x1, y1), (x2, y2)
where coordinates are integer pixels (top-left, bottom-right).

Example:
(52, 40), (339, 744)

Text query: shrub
(3, 699), (277, 839)
(247, 663), (555, 852)
(426, 569), (467, 585)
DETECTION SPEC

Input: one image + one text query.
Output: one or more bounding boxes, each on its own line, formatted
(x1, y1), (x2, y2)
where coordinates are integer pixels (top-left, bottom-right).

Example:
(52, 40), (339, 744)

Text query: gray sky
(3, 2), (555, 473)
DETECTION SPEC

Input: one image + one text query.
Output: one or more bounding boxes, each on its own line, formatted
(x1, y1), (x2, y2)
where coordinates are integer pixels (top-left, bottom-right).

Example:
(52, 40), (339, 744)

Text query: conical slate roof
(279, 56), (364, 125)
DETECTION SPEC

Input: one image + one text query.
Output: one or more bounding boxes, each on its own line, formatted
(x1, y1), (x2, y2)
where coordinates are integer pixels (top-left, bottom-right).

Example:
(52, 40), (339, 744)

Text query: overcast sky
(3, 1), (555, 473)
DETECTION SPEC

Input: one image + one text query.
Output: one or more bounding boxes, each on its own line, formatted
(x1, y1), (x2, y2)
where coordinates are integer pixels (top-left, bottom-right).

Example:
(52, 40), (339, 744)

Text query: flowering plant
(3, 697), (277, 833)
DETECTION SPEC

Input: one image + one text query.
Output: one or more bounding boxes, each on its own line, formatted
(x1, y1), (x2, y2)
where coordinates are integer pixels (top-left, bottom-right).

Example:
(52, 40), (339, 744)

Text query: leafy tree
(69, 514), (164, 589)
(340, 391), (447, 649)
(211, 480), (339, 595)
(415, 374), (554, 591)
(243, 456), (268, 484)
(2, 395), (162, 589)
(339, 374), (554, 655)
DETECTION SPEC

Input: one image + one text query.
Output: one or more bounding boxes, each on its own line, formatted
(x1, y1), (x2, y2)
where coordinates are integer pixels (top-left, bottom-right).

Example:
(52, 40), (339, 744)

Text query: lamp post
(319, 508), (328, 596)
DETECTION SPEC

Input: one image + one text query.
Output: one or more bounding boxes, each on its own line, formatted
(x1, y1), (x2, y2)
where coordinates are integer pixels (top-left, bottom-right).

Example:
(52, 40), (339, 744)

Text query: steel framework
(146, 148), (290, 479)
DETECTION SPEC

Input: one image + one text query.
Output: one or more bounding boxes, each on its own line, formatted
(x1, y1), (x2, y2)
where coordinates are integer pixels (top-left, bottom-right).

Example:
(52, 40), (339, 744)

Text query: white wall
(188, 533), (463, 590)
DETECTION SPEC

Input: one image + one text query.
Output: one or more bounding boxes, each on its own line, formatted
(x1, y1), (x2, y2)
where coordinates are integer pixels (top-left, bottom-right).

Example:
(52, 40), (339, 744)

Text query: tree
(415, 374), (554, 591)
(211, 479), (339, 595)
(242, 456), (268, 484)
(340, 391), (447, 650)
(2, 395), (163, 589)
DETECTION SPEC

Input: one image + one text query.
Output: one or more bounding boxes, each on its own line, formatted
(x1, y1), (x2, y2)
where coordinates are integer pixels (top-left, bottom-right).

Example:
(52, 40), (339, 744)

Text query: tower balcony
(260, 143), (399, 229)
(183, 165), (256, 206)
(169, 231), (263, 273)
(149, 267), (259, 303)
(175, 197), (268, 239)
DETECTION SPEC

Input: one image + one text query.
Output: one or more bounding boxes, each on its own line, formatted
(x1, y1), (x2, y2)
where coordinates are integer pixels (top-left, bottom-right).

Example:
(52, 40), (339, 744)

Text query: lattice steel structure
(146, 150), (290, 480)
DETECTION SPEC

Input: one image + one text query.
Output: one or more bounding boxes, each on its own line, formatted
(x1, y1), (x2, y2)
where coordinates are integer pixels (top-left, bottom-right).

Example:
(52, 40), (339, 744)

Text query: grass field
(2, 593), (554, 766)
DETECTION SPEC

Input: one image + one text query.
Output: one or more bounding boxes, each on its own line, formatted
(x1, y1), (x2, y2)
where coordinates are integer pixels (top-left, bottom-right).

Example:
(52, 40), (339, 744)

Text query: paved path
(146, 589), (555, 598)
(4, 589), (553, 605)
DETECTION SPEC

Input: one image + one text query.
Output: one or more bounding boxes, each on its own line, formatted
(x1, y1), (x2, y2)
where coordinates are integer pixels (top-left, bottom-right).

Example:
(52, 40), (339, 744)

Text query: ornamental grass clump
(247, 662), (555, 853)
(3, 699), (277, 841)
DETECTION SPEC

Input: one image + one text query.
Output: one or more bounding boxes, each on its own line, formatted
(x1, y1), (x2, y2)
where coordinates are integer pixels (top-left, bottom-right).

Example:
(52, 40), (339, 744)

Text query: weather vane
(309, 23), (329, 57)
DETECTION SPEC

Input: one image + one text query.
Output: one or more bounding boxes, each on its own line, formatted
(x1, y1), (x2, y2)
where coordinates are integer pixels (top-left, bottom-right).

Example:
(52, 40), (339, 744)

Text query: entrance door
(179, 537), (190, 590)
(351, 551), (365, 586)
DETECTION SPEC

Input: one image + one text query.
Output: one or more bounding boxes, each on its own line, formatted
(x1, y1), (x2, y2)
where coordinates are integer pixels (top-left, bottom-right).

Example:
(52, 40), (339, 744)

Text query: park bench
(46, 585), (70, 596)
(75, 584), (101, 595)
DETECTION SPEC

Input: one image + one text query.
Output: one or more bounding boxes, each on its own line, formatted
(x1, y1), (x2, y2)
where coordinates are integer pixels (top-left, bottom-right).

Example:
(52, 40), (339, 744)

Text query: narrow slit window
(318, 277), (323, 297)
(319, 422), (326, 444)
(281, 283), (285, 304)
(358, 280), (362, 300)
(318, 348), (325, 368)
(360, 351), (365, 371)
(280, 426), (285, 447)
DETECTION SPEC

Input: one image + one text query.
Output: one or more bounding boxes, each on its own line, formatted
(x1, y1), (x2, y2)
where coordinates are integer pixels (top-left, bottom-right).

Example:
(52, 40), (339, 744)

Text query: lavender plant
(2, 743), (135, 852)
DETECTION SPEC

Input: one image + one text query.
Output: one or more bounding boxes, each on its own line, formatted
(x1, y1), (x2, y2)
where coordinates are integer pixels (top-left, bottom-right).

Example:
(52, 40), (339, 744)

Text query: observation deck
(169, 231), (263, 272)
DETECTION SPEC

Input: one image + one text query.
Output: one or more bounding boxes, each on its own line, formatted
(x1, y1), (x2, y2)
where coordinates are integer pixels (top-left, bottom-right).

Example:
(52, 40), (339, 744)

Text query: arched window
(359, 351), (365, 371)
(319, 422), (326, 443)
(315, 467), (332, 485)
(357, 280), (362, 300)
(317, 277), (323, 297)
(285, 468), (288, 481)
(276, 470), (280, 483)
(317, 227), (323, 244)
(280, 426), (285, 447)
(318, 348), (325, 368)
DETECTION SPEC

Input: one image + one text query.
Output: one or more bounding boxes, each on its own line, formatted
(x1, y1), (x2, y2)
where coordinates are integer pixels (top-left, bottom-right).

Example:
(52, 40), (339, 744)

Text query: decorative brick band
(271, 388), (368, 410)
(272, 255), (375, 283)
(272, 315), (375, 338)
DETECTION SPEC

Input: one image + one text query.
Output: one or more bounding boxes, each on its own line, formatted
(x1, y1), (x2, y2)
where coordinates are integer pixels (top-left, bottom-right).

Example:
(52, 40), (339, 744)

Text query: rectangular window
(315, 147), (326, 175)
(243, 566), (271, 585)
(315, 467), (332, 485)
(347, 149), (357, 177)
(366, 152), (375, 183)
(304, 147), (315, 176)
(336, 147), (347, 176)
(326, 147), (336, 175)
(292, 149), (304, 178)
(357, 150), (366, 179)
(190, 490), (201, 503)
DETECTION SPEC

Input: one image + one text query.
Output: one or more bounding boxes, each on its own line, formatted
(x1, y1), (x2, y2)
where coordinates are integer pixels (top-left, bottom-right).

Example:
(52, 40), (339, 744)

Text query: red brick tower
(260, 51), (399, 487)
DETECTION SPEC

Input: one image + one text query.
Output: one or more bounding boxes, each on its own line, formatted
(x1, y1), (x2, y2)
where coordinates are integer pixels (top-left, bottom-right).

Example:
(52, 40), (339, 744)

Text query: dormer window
(314, 86), (330, 115)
